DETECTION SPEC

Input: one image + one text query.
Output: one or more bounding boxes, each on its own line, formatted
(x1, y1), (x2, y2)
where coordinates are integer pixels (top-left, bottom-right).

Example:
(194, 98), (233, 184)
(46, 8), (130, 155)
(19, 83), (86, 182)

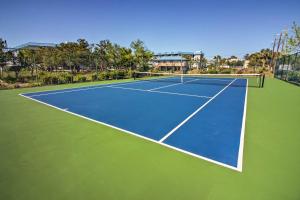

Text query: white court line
(148, 78), (201, 91)
(22, 80), (138, 96)
(136, 71), (261, 76)
(107, 85), (212, 99)
(150, 90), (211, 99)
(18, 93), (241, 172)
(236, 79), (248, 171)
(28, 85), (108, 97)
(159, 78), (237, 143)
(26, 80), (148, 97)
(193, 78), (233, 82)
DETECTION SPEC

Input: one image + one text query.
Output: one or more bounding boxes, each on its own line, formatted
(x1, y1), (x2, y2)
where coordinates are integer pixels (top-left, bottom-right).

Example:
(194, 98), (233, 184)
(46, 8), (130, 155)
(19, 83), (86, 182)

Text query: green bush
(3, 70), (131, 87)
(60, 73), (72, 83)
(51, 76), (59, 84)
(31, 82), (43, 87)
(73, 74), (89, 83)
(99, 71), (110, 80)
(78, 75), (87, 82)
(4, 75), (17, 83)
(92, 73), (98, 81)
(257, 67), (265, 73)
(150, 68), (158, 73)
(207, 69), (218, 74)
(109, 71), (117, 79)
(39, 72), (73, 85)
(219, 68), (232, 74)
(39, 73), (50, 84)
(120, 70), (126, 79)
(236, 69), (244, 74)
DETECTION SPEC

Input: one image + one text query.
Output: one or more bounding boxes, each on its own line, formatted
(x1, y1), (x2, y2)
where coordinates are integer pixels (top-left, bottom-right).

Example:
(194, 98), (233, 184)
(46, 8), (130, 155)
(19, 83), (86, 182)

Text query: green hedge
(38, 70), (132, 85)
(39, 72), (73, 85)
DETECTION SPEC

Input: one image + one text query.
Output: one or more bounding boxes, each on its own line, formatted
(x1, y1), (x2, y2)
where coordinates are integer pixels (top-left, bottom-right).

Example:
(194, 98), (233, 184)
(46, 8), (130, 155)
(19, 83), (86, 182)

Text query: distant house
(8, 42), (56, 56)
(221, 57), (244, 69)
(152, 51), (204, 71)
(192, 51), (206, 69)
(12, 42), (56, 50)
(4, 42), (57, 67)
(229, 58), (239, 63)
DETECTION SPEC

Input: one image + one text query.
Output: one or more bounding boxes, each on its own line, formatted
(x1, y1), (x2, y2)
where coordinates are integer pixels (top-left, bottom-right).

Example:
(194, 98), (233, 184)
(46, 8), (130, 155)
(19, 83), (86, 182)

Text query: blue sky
(0, 0), (299, 58)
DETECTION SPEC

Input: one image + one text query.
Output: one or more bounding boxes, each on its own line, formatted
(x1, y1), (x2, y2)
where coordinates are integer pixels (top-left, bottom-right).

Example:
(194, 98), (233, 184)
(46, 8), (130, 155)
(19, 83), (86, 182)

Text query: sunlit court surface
(20, 73), (264, 171)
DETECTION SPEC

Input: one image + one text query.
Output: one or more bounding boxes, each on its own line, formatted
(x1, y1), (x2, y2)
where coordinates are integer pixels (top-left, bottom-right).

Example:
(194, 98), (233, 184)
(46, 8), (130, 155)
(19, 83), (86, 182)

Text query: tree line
(0, 38), (153, 79)
(1, 22), (299, 88)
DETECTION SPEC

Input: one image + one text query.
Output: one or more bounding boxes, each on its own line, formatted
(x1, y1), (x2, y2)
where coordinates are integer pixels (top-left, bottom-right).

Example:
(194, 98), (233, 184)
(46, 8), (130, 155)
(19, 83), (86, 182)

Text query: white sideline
(29, 85), (108, 97)
(107, 85), (212, 99)
(26, 80), (148, 97)
(159, 78), (237, 143)
(18, 92), (241, 172)
(236, 79), (248, 171)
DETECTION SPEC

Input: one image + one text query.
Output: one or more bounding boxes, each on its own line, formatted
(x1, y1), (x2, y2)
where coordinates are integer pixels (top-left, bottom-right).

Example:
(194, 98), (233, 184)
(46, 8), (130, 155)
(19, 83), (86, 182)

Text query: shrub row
(0, 70), (134, 89)
(39, 70), (132, 85)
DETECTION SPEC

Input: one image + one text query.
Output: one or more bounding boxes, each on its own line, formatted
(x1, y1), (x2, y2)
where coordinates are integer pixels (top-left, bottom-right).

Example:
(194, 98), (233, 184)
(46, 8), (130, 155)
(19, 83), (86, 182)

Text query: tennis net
(133, 72), (265, 88)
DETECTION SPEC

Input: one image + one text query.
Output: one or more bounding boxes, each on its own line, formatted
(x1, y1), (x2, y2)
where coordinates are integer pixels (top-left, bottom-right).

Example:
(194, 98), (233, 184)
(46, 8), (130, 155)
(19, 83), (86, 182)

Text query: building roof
(155, 51), (194, 56)
(154, 55), (187, 61)
(194, 51), (203, 55)
(155, 51), (203, 56)
(13, 42), (56, 50)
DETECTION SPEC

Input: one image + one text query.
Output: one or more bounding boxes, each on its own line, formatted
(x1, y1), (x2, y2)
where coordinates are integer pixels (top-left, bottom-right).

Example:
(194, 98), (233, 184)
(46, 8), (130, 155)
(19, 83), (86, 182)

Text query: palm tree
(213, 55), (222, 68)
(244, 54), (249, 60)
(259, 50), (271, 69)
(199, 52), (206, 69)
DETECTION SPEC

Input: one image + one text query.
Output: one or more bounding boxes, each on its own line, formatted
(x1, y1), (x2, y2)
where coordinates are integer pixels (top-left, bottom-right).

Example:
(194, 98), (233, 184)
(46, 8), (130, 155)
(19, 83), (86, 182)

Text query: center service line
(159, 78), (237, 143)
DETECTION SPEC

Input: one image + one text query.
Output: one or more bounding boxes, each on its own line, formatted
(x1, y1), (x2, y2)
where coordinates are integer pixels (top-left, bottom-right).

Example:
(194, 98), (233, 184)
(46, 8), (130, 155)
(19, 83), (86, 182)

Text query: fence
(274, 52), (300, 86)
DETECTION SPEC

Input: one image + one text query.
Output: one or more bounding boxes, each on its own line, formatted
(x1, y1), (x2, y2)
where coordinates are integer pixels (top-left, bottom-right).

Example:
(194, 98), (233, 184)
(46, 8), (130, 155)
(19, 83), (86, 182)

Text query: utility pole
(281, 30), (288, 54)
(271, 33), (283, 73)
(270, 37), (277, 72)
(276, 32), (283, 54)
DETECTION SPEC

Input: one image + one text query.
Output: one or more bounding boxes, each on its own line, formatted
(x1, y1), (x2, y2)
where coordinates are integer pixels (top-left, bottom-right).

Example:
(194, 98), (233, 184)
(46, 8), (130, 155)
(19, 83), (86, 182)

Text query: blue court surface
(20, 77), (248, 171)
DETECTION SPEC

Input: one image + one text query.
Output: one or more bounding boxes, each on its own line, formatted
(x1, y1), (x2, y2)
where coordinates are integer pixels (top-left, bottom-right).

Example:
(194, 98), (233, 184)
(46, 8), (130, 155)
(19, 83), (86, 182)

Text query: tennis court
(20, 73), (264, 171)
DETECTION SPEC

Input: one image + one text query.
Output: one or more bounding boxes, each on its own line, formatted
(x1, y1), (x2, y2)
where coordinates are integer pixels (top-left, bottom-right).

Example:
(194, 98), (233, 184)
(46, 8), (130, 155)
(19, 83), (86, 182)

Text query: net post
(261, 73), (265, 88)
(132, 71), (136, 80)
